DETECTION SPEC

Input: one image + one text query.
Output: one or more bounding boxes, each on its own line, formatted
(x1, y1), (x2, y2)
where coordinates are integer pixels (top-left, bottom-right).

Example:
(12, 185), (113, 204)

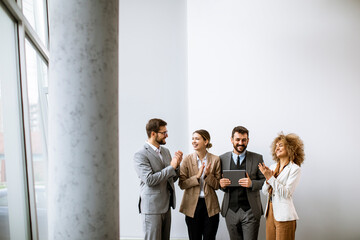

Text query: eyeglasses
(157, 131), (168, 135)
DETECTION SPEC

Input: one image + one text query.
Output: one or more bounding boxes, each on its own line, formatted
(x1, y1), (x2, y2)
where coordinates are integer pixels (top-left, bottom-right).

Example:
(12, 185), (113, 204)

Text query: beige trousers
(266, 202), (296, 240)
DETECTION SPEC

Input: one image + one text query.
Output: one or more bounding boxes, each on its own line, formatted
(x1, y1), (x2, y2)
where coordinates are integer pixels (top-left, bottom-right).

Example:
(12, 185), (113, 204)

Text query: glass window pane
(0, 4), (16, 240)
(0, 4), (17, 240)
(0, 82), (10, 240)
(25, 39), (48, 240)
(23, 0), (48, 47)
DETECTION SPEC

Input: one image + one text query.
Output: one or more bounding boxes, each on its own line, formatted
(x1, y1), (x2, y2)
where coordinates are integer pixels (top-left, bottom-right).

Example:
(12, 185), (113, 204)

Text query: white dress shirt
(146, 141), (163, 161)
(232, 150), (246, 166)
(197, 154), (207, 198)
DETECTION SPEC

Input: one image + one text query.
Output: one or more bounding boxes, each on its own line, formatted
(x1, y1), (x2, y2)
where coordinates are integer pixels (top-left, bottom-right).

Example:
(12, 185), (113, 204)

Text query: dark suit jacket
(220, 151), (265, 220)
(134, 143), (179, 214)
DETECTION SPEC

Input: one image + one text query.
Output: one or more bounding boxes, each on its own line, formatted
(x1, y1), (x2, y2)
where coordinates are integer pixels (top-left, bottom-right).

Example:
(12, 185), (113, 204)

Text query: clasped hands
(220, 172), (252, 188)
(170, 150), (183, 169)
(196, 161), (212, 179)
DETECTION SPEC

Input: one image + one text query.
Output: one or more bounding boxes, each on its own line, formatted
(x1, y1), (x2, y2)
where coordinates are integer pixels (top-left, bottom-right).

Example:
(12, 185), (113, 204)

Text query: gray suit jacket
(134, 143), (179, 214)
(220, 151), (265, 220)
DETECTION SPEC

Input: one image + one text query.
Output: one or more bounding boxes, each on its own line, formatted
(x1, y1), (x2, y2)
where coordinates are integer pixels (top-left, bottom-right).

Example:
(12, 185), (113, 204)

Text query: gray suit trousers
(225, 208), (260, 240)
(142, 209), (171, 240)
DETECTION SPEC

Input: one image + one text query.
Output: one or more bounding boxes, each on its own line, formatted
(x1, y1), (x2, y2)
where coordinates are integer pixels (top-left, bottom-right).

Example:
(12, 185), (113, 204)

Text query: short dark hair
(231, 126), (249, 138)
(146, 118), (167, 138)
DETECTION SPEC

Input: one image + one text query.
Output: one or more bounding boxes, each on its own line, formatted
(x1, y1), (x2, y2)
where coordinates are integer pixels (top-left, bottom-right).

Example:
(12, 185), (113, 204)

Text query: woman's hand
(196, 162), (205, 179)
(258, 162), (273, 180)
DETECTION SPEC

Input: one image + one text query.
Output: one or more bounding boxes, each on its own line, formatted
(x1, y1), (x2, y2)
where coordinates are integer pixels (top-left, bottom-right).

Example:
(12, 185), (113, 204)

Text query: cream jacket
(179, 152), (221, 218)
(261, 161), (301, 221)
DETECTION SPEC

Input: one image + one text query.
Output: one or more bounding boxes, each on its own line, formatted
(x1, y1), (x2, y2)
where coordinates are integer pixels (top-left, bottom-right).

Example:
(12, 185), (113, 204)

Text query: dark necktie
(236, 155), (240, 168)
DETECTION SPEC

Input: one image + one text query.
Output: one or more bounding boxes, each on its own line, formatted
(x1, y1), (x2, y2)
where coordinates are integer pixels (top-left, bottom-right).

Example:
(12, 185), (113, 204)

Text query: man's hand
(239, 172), (252, 188)
(220, 175), (231, 188)
(170, 150), (183, 169)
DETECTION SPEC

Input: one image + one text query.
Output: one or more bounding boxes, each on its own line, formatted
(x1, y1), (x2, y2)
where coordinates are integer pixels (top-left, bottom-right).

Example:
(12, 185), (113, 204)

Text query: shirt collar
(232, 150), (246, 160)
(146, 141), (161, 152)
(196, 153), (208, 162)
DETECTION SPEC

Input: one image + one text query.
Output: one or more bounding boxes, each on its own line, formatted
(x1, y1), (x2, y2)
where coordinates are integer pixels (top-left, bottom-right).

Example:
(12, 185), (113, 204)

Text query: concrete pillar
(48, 0), (119, 239)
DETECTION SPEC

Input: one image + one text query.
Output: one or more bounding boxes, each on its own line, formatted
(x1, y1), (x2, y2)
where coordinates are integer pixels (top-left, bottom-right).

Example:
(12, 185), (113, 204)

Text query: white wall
(119, 0), (188, 238)
(120, 0), (360, 239)
(187, 1), (360, 239)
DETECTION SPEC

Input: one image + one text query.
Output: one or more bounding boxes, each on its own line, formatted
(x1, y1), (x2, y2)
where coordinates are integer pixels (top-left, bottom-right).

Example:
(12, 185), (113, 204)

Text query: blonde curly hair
(271, 133), (305, 166)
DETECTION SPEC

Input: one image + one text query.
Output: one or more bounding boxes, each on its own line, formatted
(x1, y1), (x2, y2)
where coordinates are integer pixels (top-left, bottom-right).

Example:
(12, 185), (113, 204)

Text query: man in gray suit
(134, 118), (183, 240)
(220, 126), (265, 240)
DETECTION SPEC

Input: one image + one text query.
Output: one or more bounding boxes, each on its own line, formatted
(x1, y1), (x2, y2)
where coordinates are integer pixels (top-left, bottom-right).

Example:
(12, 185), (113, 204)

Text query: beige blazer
(179, 152), (221, 218)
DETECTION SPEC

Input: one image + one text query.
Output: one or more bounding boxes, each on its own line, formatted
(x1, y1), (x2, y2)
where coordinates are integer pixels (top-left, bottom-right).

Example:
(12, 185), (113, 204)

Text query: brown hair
(271, 132), (305, 166)
(146, 118), (167, 138)
(232, 126), (249, 138)
(193, 129), (212, 149)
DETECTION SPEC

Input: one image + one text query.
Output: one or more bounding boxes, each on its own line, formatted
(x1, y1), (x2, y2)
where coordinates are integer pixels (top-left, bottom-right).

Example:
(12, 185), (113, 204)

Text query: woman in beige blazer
(258, 133), (305, 240)
(179, 129), (221, 240)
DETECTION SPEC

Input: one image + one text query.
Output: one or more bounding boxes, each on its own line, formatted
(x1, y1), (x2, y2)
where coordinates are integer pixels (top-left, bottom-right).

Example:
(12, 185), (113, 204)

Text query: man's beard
(234, 144), (247, 153)
(156, 137), (166, 145)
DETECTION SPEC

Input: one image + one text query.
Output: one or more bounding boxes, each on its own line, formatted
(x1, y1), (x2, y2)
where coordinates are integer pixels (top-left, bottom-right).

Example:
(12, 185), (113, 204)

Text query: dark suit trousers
(225, 208), (260, 240)
(185, 198), (219, 240)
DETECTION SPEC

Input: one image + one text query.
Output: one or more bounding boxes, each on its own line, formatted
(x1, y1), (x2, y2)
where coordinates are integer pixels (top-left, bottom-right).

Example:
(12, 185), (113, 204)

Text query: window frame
(1, 0), (49, 239)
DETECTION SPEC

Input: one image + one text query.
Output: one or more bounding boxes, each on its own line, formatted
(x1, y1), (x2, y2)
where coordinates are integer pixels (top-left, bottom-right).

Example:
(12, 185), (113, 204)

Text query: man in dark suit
(134, 118), (183, 240)
(220, 126), (265, 240)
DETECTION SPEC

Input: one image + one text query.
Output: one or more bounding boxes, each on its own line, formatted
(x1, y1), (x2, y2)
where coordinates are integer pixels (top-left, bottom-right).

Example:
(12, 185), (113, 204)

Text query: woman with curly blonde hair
(258, 133), (305, 240)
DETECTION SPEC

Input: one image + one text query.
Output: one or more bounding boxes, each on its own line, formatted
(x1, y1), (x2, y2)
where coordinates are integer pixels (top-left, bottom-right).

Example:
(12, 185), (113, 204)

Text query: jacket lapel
(191, 153), (199, 174)
(246, 151), (253, 174)
(227, 152), (232, 170)
(206, 153), (212, 167)
(144, 143), (164, 167)
(159, 148), (168, 166)
(278, 162), (292, 180)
